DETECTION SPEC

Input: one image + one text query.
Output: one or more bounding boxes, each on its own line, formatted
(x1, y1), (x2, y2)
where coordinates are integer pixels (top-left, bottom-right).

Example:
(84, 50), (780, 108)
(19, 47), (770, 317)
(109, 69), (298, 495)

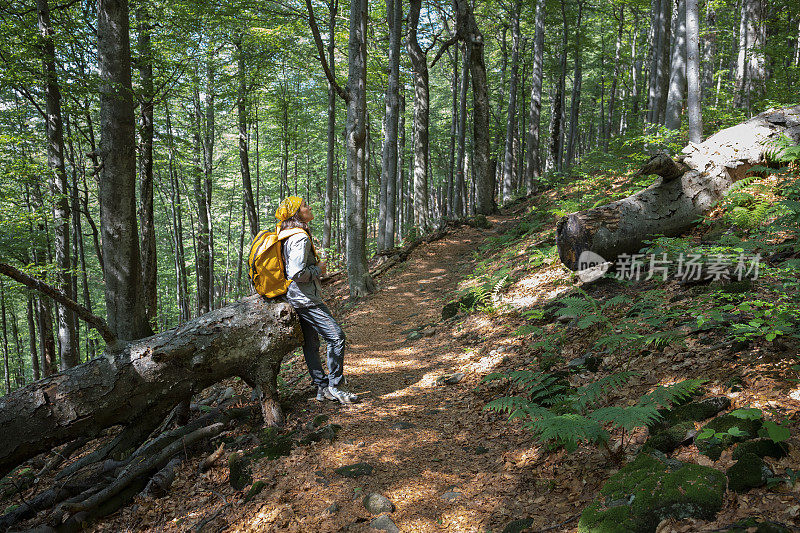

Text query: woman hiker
(275, 196), (359, 405)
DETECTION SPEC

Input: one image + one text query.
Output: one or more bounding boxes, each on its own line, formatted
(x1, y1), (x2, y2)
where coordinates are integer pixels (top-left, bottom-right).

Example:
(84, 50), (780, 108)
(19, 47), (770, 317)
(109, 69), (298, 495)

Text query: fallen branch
(62, 422), (225, 514)
(0, 262), (117, 345)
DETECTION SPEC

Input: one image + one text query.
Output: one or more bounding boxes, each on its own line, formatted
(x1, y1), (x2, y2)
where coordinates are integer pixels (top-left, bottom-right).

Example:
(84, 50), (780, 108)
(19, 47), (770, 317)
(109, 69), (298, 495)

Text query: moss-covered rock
(0, 466), (35, 499)
(245, 480), (266, 502)
(723, 517), (792, 533)
(726, 452), (771, 493)
(442, 301), (460, 320)
(502, 518), (535, 533)
(250, 427), (294, 460)
(470, 214), (491, 229)
(696, 413), (762, 460)
(228, 452), (252, 490)
(334, 462), (373, 478)
(299, 424), (341, 445)
(649, 397), (730, 432)
(578, 452), (726, 533)
(645, 421), (696, 454)
(731, 438), (788, 460)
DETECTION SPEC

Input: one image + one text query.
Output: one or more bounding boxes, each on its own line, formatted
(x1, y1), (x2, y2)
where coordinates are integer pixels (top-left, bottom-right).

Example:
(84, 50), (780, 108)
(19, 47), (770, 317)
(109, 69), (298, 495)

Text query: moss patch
(578, 452), (726, 533)
(649, 397), (731, 432)
(228, 452), (252, 490)
(645, 421), (695, 454)
(731, 438), (788, 460)
(726, 452), (770, 493)
(696, 413), (762, 460)
(250, 427), (294, 460)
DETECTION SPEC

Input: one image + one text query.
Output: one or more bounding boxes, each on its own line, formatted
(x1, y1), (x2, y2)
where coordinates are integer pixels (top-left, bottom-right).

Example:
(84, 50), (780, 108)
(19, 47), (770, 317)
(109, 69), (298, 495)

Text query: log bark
(557, 105), (800, 270)
(0, 295), (301, 479)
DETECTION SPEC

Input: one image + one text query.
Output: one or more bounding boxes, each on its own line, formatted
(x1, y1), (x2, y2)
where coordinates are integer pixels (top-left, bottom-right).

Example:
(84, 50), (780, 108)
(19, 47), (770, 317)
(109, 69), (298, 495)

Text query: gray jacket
(282, 231), (324, 308)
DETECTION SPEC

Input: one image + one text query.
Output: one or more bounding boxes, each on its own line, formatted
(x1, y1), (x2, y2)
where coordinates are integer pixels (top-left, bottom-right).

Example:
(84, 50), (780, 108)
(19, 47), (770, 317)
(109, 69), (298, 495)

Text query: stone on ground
(334, 462), (373, 478)
(726, 452), (772, 493)
(363, 492), (395, 514)
(578, 452), (726, 533)
(370, 513), (400, 533)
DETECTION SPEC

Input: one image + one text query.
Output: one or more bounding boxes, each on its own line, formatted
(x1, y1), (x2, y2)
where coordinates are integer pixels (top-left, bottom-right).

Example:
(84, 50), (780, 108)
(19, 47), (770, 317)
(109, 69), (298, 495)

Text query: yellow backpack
(247, 226), (308, 297)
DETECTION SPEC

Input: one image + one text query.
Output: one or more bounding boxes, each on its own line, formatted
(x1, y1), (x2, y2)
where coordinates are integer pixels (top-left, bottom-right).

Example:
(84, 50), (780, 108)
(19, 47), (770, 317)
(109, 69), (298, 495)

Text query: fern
(588, 405), (661, 431)
(524, 413), (609, 451)
(572, 371), (638, 412)
(485, 375), (704, 455)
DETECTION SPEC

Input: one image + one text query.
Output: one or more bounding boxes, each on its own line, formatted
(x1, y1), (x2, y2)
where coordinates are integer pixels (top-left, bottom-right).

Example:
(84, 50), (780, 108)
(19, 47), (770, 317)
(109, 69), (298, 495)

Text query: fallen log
(0, 295), (302, 479)
(556, 105), (800, 270)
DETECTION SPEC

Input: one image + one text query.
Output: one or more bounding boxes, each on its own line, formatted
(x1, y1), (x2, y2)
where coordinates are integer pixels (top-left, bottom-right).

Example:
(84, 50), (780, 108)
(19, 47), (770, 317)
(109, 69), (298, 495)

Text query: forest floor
(88, 192), (800, 532)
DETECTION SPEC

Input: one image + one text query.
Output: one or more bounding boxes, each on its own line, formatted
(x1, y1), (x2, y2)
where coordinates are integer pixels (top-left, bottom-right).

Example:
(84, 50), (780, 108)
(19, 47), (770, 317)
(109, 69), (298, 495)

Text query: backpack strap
(277, 228), (320, 261)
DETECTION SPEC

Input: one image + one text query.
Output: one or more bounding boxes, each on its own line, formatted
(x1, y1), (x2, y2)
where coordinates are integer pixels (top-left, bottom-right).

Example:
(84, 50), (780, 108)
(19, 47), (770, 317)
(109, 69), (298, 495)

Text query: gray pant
(295, 303), (345, 387)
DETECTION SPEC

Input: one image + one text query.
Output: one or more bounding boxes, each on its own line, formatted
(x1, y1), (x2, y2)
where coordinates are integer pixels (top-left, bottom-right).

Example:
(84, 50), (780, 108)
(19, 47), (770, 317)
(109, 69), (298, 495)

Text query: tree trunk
(742, 0), (765, 113)
(454, 0), (493, 215)
(38, 0), (78, 369)
(0, 296), (302, 479)
(98, 0), (151, 341)
(549, 3), (568, 172)
(454, 43), (470, 218)
(524, 0), (545, 192)
(345, 0), (376, 297)
(686, 0), (703, 143)
(165, 104), (190, 323)
(26, 295), (40, 381)
(136, 4), (157, 332)
(565, 1), (585, 168)
(605, 6), (624, 149)
(557, 105), (800, 270)
(323, 0), (338, 255)
(236, 40), (258, 238)
(408, 0), (430, 231)
(665, 0), (687, 131)
(501, 0), (521, 204)
(1, 281), (10, 395)
(447, 41), (458, 218)
(398, 92), (407, 233)
(380, 0), (401, 248)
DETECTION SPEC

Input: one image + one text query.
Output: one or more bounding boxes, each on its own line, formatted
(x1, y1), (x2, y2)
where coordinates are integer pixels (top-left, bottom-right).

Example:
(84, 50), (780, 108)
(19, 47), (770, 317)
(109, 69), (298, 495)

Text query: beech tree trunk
(323, 0), (338, 255)
(408, 0), (430, 231)
(557, 105), (800, 270)
(136, 4), (157, 332)
(38, 0), (78, 368)
(454, 0), (493, 215)
(380, 0), (401, 248)
(236, 39), (258, 238)
(501, 0), (520, 204)
(98, 0), (151, 341)
(345, 0), (376, 297)
(524, 0), (545, 192)
(0, 296), (302, 479)
(665, 0), (687, 132)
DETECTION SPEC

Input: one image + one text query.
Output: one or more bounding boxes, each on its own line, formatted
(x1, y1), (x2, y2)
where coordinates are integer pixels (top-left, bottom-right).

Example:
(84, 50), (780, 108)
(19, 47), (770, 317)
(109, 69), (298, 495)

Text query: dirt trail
(99, 211), (567, 533)
(224, 213), (543, 533)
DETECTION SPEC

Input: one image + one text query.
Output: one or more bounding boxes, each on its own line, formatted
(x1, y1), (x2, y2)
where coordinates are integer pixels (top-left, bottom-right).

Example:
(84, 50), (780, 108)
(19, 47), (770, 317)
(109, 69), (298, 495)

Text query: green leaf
(762, 420), (791, 443)
(727, 427), (748, 437)
(696, 428), (715, 441)
(730, 408), (763, 420)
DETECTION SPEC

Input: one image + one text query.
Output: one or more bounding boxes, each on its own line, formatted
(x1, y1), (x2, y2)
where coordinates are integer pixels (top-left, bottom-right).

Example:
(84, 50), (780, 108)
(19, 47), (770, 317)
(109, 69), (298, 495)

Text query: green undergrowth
(468, 135), (800, 465)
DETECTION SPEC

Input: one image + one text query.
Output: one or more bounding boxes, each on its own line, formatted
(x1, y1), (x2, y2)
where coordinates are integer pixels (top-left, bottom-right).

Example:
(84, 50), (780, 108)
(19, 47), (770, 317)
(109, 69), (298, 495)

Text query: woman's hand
(318, 261), (327, 276)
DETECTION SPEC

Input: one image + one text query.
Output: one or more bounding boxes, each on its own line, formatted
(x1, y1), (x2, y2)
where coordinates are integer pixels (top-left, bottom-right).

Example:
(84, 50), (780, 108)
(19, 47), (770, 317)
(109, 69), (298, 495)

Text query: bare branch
(305, 0), (348, 102)
(0, 262), (117, 345)
(430, 34), (458, 68)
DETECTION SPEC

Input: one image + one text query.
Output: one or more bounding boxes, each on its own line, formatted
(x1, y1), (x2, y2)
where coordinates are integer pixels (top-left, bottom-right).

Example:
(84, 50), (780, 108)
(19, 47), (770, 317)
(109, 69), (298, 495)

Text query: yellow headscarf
(275, 196), (303, 221)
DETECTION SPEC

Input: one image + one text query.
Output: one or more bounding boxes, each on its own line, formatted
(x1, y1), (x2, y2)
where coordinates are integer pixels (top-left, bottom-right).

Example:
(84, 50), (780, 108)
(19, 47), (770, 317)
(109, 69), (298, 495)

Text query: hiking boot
(327, 386), (358, 405)
(316, 386), (335, 401)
